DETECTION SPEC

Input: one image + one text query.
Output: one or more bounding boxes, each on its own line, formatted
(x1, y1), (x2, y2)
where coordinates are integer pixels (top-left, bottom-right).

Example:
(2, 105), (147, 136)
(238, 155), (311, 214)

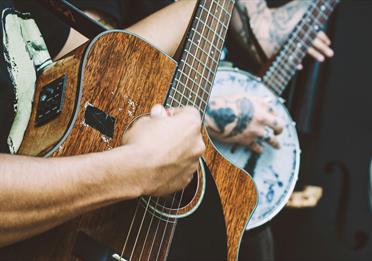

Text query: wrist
(95, 145), (149, 200)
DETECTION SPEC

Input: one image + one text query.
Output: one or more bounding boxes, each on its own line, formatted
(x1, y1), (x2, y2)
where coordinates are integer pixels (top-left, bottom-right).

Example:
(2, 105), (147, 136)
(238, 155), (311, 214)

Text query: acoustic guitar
(0, 0), (257, 260)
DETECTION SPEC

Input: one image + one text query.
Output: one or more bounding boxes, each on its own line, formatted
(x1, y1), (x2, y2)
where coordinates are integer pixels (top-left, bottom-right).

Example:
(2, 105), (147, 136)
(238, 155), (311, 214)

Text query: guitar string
(264, 0), (320, 93)
(118, 0), (323, 258)
(128, 197), (153, 259)
(268, 0), (335, 93)
(120, 0), (233, 259)
(161, 0), (234, 256)
(264, 0), (324, 92)
(266, 1), (331, 93)
(264, 0), (336, 94)
(197, 0), (232, 113)
(120, 200), (141, 257)
(123, 1), (211, 259)
(150, 1), (333, 258)
(154, 0), (232, 259)
(138, 200), (158, 259)
(153, 1), (216, 259)
(155, 1), (223, 259)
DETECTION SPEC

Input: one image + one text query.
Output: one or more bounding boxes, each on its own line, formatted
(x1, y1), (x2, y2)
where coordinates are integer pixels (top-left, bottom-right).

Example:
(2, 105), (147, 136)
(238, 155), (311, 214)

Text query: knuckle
(199, 140), (206, 154)
(255, 114), (266, 124)
(254, 128), (265, 138)
(194, 144), (205, 156)
(185, 106), (201, 117)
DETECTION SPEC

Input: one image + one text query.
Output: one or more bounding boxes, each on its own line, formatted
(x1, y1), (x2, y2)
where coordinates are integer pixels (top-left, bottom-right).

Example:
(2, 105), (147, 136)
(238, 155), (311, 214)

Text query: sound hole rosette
(139, 158), (206, 218)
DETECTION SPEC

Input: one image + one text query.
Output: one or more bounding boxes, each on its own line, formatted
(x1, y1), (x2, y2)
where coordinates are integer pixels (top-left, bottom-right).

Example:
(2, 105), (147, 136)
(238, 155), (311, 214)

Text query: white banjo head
(208, 67), (301, 230)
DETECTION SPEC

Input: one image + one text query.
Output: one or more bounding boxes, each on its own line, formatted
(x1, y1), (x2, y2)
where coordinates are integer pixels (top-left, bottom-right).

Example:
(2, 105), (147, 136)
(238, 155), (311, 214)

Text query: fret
(185, 39), (220, 73)
(196, 17), (226, 44)
(194, 0), (226, 97)
(265, 65), (290, 85)
(262, 0), (339, 94)
(171, 80), (208, 108)
(214, 0), (233, 20)
(269, 69), (290, 86)
(200, 5), (228, 32)
(176, 87), (197, 106)
(183, 50), (218, 79)
(313, 6), (328, 21)
(175, 71), (210, 101)
(191, 28), (224, 56)
(174, 77), (197, 102)
(166, 96), (182, 108)
(187, 38), (220, 65)
(168, 0), (235, 115)
(169, 84), (192, 103)
(176, 65), (212, 94)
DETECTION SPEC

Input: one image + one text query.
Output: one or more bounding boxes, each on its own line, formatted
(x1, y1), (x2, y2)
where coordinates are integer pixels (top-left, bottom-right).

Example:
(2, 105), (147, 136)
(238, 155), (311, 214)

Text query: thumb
(150, 104), (167, 118)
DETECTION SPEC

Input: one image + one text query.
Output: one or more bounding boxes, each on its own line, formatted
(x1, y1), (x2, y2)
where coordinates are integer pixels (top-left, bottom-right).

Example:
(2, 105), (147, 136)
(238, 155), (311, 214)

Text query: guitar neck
(166, 0), (235, 117)
(262, 0), (339, 95)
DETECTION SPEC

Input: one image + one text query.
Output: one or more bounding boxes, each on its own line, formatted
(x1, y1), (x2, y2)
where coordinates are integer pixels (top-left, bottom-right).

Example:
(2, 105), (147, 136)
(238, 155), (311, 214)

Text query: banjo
(209, 0), (339, 230)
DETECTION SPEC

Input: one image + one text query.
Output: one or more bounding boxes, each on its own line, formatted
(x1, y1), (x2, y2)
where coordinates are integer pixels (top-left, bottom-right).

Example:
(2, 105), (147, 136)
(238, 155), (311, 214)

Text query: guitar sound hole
(142, 171), (199, 217)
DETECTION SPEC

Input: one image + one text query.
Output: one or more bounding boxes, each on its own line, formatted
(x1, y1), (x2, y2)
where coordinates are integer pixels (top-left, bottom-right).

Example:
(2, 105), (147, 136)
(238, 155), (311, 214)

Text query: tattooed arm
(205, 95), (284, 153)
(235, 0), (334, 62)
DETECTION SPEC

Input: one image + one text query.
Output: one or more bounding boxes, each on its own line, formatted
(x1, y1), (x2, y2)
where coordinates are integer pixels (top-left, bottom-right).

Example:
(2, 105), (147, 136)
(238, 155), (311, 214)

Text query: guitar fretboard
(166, 0), (235, 117)
(262, 0), (339, 95)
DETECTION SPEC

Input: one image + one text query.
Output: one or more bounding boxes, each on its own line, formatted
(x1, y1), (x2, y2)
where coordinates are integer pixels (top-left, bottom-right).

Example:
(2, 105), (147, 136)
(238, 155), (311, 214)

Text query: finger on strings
(262, 115), (284, 135)
(150, 104), (168, 118)
(312, 37), (334, 57)
(317, 31), (331, 45)
(248, 141), (263, 154)
(266, 135), (281, 149)
(307, 47), (325, 62)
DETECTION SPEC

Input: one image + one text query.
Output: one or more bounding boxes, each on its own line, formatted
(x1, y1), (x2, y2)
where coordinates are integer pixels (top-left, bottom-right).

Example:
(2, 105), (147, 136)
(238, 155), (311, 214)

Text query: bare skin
(207, 0), (335, 152)
(0, 0), (201, 247)
(55, 0), (197, 59)
(205, 95), (284, 153)
(239, 0), (334, 62)
(0, 105), (204, 247)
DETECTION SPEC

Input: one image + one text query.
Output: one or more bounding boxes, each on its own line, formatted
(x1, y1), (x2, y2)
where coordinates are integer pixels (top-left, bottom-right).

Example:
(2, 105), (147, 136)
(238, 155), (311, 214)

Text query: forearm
(239, 0), (310, 56)
(55, 0), (197, 59)
(126, 0), (197, 57)
(0, 147), (142, 247)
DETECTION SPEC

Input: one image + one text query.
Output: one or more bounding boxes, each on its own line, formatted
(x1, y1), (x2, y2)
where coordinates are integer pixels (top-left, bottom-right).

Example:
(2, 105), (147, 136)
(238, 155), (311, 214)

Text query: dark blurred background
(227, 1), (372, 260)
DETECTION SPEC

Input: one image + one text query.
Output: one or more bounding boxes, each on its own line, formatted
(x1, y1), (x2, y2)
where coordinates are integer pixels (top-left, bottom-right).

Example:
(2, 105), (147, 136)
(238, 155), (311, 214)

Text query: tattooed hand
(235, 0), (334, 63)
(205, 95), (284, 154)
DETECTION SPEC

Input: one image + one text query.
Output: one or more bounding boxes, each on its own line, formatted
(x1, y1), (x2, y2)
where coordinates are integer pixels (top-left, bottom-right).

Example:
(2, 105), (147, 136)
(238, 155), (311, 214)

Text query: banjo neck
(262, 0), (339, 95)
(166, 0), (235, 118)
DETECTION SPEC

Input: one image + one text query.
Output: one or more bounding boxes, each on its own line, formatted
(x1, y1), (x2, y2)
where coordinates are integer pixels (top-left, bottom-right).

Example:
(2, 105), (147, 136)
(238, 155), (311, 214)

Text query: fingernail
(151, 104), (166, 117)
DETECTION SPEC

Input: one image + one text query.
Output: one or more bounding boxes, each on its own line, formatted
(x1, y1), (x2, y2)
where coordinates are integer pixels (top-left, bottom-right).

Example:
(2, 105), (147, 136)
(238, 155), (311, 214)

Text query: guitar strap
(1, 0), (106, 153)
(0, 1), (15, 153)
(2, 8), (51, 153)
(35, 0), (108, 39)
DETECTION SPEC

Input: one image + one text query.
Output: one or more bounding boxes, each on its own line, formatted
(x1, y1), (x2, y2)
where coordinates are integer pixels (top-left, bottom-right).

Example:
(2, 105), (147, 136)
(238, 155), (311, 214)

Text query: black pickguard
(168, 159), (228, 261)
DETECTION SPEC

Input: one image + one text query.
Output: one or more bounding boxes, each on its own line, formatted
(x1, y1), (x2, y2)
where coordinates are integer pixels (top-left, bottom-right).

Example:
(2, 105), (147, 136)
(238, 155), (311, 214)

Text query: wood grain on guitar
(3, 0), (258, 259)
(1, 29), (257, 260)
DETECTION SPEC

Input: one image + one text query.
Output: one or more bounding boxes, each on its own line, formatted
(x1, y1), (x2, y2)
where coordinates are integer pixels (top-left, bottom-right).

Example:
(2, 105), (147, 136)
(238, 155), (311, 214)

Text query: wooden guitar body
(0, 30), (256, 260)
